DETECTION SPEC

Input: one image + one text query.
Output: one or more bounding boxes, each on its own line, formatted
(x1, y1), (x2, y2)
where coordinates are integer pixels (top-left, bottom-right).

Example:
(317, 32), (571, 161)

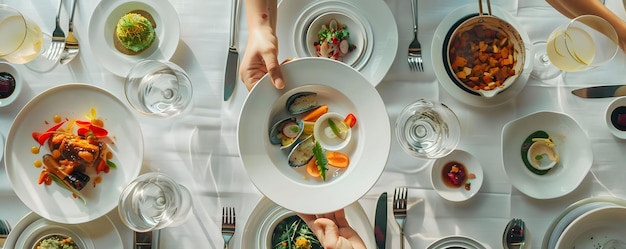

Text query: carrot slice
(306, 158), (321, 178)
(327, 151), (349, 168)
(302, 105), (329, 122)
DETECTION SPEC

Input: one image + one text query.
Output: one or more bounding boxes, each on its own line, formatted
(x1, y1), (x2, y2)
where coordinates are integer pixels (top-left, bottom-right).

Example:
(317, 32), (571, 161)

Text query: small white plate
(241, 197), (376, 248)
(605, 96), (626, 139)
(431, 150), (483, 202)
(431, 4), (532, 107)
(427, 235), (487, 249)
(88, 0), (180, 76)
(4, 212), (122, 249)
(277, 0), (397, 86)
(238, 58), (389, 214)
(5, 84), (143, 224)
(501, 111), (593, 199)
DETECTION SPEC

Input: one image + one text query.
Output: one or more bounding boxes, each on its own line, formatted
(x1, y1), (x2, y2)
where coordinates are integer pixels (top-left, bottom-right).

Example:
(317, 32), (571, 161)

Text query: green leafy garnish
(107, 160), (117, 169)
(313, 141), (328, 181)
(535, 155), (543, 161)
(48, 173), (86, 206)
(327, 119), (346, 140)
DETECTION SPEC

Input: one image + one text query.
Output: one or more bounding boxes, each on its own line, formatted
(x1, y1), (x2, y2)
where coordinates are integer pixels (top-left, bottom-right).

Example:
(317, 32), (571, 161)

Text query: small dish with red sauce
(605, 96), (626, 139)
(430, 149), (483, 202)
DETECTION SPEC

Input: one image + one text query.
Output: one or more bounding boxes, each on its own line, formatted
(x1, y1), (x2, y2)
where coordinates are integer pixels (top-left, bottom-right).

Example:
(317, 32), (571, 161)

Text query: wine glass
(124, 60), (193, 118)
(395, 99), (461, 159)
(530, 15), (618, 80)
(0, 5), (58, 72)
(118, 172), (193, 232)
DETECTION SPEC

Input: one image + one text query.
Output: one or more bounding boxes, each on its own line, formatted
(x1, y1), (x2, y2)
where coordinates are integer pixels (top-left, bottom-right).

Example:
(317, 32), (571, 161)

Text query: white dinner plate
(541, 196), (626, 249)
(88, 0), (180, 77)
(427, 235), (487, 249)
(431, 150), (483, 202)
(238, 58), (390, 214)
(4, 212), (122, 249)
(5, 83), (143, 224)
(277, 0), (398, 86)
(556, 206), (626, 248)
(431, 4), (532, 107)
(241, 197), (376, 248)
(501, 111), (593, 199)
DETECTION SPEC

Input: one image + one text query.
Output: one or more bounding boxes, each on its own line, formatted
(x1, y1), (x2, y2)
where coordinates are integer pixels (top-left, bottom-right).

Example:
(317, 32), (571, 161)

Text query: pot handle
(477, 0), (492, 16)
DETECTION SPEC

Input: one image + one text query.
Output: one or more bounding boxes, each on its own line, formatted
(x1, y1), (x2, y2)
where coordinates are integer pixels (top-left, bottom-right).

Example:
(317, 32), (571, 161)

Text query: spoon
(502, 218), (526, 249)
(59, 0), (79, 64)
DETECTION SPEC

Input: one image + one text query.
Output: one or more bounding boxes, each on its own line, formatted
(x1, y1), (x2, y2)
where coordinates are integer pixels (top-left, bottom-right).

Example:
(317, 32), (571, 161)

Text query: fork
(393, 187), (408, 249)
(59, 0), (79, 65)
(222, 207), (236, 249)
(408, 0), (424, 72)
(46, 0), (66, 61)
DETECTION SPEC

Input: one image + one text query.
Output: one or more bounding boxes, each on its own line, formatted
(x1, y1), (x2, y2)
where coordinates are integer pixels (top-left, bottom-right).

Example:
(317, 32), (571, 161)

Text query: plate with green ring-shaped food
(501, 111), (593, 199)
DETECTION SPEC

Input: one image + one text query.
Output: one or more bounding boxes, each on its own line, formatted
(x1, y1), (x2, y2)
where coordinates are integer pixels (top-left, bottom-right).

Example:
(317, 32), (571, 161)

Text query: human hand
(298, 209), (366, 249)
(240, 25), (285, 91)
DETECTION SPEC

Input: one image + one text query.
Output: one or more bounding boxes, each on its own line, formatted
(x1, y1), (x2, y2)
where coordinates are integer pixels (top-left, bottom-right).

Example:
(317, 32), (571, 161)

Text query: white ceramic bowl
(0, 62), (22, 108)
(605, 96), (626, 139)
(555, 206), (626, 248)
(445, 14), (526, 98)
(313, 112), (352, 151)
(305, 12), (366, 68)
(501, 111), (593, 199)
(431, 150), (483, 202)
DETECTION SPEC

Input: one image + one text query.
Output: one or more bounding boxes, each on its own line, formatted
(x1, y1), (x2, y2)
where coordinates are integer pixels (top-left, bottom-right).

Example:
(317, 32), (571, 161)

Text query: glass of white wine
(547, 15), (618, 72)
(0, 5), (58, 72)
(531, 15), (618, 79)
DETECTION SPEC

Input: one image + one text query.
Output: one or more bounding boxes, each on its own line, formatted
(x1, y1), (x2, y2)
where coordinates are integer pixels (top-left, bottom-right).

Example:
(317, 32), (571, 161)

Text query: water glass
(546, 15), (618, 72)
(118, 172), (193, 232)
(124, 60), (193, 118)
(395, 99), (461, 159)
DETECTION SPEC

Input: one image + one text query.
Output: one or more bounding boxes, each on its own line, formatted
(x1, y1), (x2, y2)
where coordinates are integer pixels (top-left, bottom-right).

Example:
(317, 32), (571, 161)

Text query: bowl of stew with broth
(445, 3), (526, 98)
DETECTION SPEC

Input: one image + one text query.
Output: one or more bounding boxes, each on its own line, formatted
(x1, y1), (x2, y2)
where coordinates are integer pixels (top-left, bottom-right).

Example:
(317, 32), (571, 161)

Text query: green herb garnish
(327, 119), (346, 140)
(313, 141), (328, 181)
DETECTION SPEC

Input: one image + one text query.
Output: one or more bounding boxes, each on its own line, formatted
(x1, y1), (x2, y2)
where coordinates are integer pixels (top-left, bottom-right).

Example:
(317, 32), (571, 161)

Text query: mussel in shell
(269, 117), (304, 150)
(285, 92), (319, 114)
(287, 135), (316, 167)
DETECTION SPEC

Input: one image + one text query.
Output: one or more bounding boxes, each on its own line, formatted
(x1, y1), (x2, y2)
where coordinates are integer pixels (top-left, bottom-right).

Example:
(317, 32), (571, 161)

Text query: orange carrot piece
(302, 105), (329, 122)
(327, 151), (349, 168)
(306, 159), (321, 178)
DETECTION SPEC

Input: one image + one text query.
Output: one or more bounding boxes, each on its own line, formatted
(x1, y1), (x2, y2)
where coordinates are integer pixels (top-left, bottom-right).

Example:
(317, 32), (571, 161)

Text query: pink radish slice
(339, 40), (349, 55)
(282, 122), (300, 138)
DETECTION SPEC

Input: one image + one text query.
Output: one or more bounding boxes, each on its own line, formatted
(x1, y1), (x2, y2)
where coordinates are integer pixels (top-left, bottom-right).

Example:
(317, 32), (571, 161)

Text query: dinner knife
(571, 85), (626, 98)
(374, 192), (387, 249)
(224, 0), (241, 101)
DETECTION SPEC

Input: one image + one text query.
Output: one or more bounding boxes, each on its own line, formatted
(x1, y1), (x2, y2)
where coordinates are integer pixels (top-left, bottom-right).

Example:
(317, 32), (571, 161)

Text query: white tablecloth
(2, 0), (626, 248)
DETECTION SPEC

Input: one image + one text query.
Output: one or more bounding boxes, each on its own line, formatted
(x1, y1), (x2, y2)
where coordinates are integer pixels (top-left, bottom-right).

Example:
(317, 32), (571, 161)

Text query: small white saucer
(605, 96), (626, 139)
(431, 149), (483, 202)
(0, 62), (22, 108)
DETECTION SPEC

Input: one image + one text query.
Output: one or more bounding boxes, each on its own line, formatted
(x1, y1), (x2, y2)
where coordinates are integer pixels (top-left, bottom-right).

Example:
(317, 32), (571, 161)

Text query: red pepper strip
(77, 125), (108, 137)
(38, 170), (50, 185)
(89, 125), (108, 137)
(344, 113), (357, 128)
(75, 120), (91, 128)
(35, 121), (66, 145)
(96, 160), (109, 174)
(77, 127), (89, 136)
